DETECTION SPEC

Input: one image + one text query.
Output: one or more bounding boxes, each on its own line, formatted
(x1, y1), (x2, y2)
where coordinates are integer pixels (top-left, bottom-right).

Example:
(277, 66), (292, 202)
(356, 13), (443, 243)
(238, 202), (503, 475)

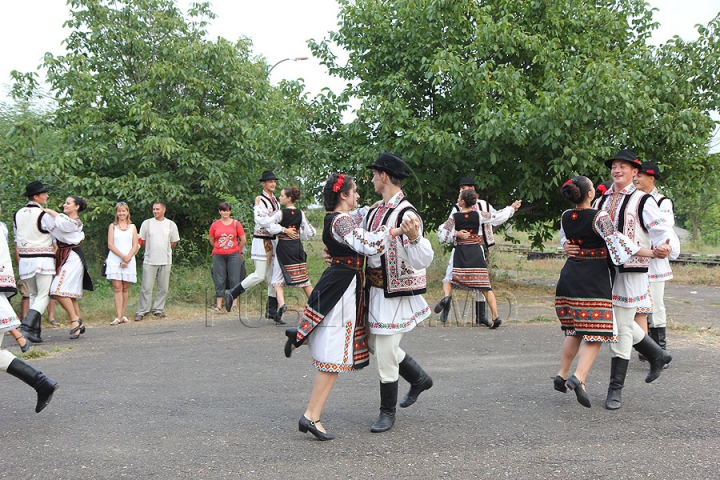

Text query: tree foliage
(9, 0), (316, 259)
(310, 0), (720, 244)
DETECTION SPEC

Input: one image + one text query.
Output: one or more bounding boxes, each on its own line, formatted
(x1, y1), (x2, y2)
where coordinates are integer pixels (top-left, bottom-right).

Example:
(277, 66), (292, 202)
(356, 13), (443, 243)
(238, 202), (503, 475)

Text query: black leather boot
(434, 296), (451, 323)
(284, 327), (305, 358)
(6, 358), (59, 413)
(266, 296), (279, 321)
(652, 327), (669, 369)
(20, 309), (43, 344)
(398, 354), (433, 408)
(476, 300), (490, 327)
(605, 357), (629, 410)
(224, 283), (245, 312)
(633, 334), (672, 383)
(370, 381), (398, 433)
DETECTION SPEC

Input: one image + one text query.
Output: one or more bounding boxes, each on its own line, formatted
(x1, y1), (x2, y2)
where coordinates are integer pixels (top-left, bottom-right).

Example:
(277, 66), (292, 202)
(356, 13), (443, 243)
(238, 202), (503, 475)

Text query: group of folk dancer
(2, 150), (676, 434)
(224, 150), (675, 441)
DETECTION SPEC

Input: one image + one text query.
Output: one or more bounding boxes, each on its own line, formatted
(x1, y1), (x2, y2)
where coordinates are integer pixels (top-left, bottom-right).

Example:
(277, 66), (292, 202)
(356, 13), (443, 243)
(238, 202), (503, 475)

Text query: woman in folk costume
(554, 176), (655, 408)
(269, 186), (316, 323)
(45, 196), (93, 340)
(283, 173), (408, 441)
(0, 230), (59, 412)
(445, 188), (504, 328)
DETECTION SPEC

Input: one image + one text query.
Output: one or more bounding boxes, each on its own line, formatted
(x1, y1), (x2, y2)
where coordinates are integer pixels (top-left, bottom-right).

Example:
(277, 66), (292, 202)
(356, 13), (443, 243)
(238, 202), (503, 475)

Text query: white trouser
(610, 306), (646, 360)
(368, 333), (406, 383)
(137, 264), (172, 315)
(25, 273), (54, 315)
(648, 281), (666, 328)
(0, 349), (16, 371)
(241, 259), (275, 298)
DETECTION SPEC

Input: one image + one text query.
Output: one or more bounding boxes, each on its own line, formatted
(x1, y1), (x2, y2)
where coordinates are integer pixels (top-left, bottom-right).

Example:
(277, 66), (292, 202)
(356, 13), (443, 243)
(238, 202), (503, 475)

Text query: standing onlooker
(270, 186), (315, 323)
(16, 181), (56, 344)
(208, 202), (246, 312)
(635, 162), (674, 366)
(436, 177), (521, 325)
(45, 196), (93, 340)
(106, 202), (139, 324)
(0, 231), (59, 413)
(134, 202), (179, 321)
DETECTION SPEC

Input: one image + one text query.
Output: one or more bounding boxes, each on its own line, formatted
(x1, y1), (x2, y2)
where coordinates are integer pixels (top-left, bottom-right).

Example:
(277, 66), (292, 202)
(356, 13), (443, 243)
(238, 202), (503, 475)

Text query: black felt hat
(459, 177), (477, 188)
(259, 170), (278, 182)
(366, 152), (409, 179)
(639, 162), (661, 180)
(22, 181), (50, 197)
(604, 149), (642, 169)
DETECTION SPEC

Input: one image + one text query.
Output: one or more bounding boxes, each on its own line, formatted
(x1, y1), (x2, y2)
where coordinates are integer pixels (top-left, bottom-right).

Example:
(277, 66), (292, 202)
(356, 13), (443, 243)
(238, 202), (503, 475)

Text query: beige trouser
(0, 349), (16, 371)
(648, 281), (666, 328)
(610, 306), (646, 360)
(241, 259), (276, 298)
(368, 333), (407, 383)
(137, 264), (172, 315)
(25, 273), (54, 315)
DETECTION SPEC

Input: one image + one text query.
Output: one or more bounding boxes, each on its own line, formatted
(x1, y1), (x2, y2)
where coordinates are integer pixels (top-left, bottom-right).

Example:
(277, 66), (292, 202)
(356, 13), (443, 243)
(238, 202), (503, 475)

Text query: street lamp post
(269, 56), (309, 73)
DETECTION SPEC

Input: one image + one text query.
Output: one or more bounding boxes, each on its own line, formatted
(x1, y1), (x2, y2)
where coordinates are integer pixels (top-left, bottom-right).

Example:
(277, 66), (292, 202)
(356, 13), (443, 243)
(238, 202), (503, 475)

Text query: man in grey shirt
(135, 202), (179, 321)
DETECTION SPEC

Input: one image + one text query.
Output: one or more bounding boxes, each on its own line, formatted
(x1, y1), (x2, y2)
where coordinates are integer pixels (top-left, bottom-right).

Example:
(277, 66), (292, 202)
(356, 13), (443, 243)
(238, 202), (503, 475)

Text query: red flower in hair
(563, 179), (573, 187)
(333, 174), (345, 193)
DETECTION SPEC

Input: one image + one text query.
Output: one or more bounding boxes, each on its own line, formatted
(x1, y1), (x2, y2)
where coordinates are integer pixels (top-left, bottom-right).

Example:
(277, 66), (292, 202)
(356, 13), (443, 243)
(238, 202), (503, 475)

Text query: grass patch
(667, 320), (720, 345)
(18, 346), (74, 360)
(524, 315), (556, 323)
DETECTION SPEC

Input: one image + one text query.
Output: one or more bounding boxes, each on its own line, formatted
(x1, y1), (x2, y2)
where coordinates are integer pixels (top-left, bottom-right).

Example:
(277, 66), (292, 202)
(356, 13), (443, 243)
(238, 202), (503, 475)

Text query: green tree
(10, 0), (314, 259)
(310, 0), (720, 244)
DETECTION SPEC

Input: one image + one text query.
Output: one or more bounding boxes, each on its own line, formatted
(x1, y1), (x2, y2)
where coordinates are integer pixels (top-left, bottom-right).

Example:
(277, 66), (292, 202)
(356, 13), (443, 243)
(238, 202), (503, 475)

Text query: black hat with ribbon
(367, 152), (410, 179)
(639, 162), (661, 180)
(22, 181), (50, 197)
(259, 170), (278, 182)
(604, 149), (642, 169)
(459, 177), (477, 188)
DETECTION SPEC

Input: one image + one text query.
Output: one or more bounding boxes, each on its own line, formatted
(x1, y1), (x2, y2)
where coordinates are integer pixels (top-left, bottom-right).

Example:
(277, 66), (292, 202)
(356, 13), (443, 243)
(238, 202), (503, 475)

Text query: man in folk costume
(566, 149), (678, 410)
(1, 231), (59, 413)
(436, 177), (521, 326)
(15, 181), (56, 343)
(635, 162), (674, 366)
(362, 153), (435, 433)
(225, 170), (289, 323)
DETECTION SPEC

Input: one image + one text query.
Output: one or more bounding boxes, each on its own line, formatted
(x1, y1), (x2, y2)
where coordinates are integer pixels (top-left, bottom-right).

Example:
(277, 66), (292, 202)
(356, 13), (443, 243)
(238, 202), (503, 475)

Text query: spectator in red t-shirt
(209, 203), (247, 311)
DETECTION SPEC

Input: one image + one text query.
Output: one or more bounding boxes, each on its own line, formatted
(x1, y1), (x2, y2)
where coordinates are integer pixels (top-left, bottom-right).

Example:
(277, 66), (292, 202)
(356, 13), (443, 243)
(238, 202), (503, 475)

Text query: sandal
(120, 316), (130, 323)
(110, 318), (120, 325)
(70, 319), (83, 339)
(210, 306), (221, 312)
(49, 319), (60, 327)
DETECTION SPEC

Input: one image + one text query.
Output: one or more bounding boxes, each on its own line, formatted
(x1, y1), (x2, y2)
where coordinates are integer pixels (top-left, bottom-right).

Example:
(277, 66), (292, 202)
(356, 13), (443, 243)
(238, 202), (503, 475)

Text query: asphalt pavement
(1, 302), (719, 479)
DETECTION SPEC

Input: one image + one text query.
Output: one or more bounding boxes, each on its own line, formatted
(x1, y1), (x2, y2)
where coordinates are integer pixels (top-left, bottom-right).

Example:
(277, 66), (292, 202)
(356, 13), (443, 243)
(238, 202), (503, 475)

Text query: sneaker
(110, 318), (120, 325)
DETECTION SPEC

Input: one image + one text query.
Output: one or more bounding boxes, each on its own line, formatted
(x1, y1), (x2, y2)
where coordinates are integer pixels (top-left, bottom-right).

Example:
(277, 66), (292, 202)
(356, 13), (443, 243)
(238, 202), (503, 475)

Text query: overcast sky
(1, 1), (718, 133)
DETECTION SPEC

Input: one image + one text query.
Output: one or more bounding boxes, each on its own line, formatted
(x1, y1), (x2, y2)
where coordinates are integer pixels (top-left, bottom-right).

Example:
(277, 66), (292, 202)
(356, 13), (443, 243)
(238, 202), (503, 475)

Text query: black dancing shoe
(566, 374), (591, 408)
(298, 416), (335, 441)
(490, 317), (502, 329)
(553, 375), (567, 393)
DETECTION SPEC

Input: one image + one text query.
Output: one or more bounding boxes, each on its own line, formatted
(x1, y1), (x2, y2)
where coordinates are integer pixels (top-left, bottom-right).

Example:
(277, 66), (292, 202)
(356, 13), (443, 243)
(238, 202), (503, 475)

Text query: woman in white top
(45, 196), (92, 339)
(106, 202), (139, 324)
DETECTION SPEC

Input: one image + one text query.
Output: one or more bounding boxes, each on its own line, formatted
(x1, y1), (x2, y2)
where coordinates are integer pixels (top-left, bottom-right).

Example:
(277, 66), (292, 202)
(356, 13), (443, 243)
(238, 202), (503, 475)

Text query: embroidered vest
(253, 193), (280, 239)
(477, 200), (495, 247)
(14, 205), (54, 258)
(598, 190), (652, 273)
(367, 199), (427, 298)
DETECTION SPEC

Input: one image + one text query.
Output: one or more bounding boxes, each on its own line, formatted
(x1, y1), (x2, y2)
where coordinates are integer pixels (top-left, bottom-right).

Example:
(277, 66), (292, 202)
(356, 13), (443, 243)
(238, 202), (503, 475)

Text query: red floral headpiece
(597, 184), (608, 195)
(646, 169), (655, 175)
(333, 174), (345, 193)
(563, 179), (574, 187)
